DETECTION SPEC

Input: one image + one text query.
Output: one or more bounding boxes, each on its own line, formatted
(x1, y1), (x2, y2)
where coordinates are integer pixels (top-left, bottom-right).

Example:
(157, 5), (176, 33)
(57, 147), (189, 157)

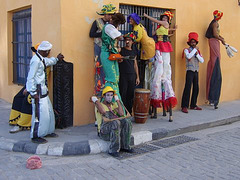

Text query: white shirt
(184, 48), (204, 63)
(105, 24), (121, 40)
(26, 53), (58, 96)
(184, 48), (204, 72)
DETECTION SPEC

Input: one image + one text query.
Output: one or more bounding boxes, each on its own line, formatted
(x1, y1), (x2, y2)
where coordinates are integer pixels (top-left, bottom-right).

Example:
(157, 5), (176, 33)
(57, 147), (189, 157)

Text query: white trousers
(150, 50), (175, 101)
(30, 96), (55, 138)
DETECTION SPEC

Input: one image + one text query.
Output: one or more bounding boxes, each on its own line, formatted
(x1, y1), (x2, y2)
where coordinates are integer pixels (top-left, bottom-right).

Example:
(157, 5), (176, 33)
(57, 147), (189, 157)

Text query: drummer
(91, 86), (134, 157)
(119, 32), (140, 114)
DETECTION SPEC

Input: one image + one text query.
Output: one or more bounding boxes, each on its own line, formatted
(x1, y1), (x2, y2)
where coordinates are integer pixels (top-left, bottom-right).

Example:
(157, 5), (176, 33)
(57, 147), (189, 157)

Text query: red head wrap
(162, 11), (174, 21)
(213, 10), (223, 21)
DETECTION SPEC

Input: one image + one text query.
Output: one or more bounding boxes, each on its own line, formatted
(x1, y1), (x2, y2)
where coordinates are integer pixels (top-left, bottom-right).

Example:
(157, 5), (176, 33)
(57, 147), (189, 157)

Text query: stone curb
(0, 115), (239, 156)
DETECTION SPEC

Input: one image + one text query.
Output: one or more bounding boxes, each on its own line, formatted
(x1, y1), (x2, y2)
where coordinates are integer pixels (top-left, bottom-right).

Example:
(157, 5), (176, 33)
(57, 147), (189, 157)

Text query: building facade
(0, 0), (240, 126)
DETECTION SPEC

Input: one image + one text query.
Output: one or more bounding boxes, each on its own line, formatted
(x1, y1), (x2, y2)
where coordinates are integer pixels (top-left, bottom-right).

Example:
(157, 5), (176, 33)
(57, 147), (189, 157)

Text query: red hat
(213, 10), (223, 21)
(187, 32), (198, 43)
(124, 32), (136, 42)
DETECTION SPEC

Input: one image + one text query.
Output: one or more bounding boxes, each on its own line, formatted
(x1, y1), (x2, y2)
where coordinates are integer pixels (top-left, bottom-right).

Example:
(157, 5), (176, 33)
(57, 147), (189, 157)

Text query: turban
(161, 11), (174, 22)
(213, 10), (223, 21)
(38, 41), (52, 51)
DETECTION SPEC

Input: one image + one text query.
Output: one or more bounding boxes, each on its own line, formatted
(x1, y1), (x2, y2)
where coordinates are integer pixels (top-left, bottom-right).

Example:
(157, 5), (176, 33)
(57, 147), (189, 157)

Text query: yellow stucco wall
(0, 0), (61, 101)
(0, 0), (240, 126)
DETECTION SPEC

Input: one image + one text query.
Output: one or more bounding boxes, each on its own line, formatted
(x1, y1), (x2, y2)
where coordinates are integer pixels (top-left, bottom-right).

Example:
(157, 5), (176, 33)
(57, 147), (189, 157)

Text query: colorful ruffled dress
(150, 25), (177, 109)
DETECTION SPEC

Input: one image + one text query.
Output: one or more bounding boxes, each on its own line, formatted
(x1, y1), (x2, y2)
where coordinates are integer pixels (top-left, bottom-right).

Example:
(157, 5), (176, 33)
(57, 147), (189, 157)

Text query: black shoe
(120, 148), (135, 153)
(151, 114), (157, 119)
(31, 137), (48, 144)
(45, 133), (58, 138)
(108, 152), (120, 157)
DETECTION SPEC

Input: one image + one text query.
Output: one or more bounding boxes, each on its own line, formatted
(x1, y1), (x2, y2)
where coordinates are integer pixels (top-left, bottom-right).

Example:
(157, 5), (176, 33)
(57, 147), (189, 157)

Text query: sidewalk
(0, 98), (240, 156)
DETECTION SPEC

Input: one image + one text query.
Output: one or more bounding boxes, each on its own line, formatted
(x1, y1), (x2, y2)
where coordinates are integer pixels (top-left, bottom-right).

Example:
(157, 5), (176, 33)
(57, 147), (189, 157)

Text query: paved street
(1, 121), (240, 180)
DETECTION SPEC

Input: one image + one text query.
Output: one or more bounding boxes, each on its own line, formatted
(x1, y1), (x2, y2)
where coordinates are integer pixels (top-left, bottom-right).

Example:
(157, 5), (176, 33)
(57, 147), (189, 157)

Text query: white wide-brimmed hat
(38, 41), (52, 51)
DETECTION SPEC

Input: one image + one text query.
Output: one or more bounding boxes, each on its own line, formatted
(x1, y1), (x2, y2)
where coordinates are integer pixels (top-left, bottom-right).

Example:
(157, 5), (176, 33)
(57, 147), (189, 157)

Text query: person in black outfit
(119, 32), (140, 114)
(181, 32), (204, 113)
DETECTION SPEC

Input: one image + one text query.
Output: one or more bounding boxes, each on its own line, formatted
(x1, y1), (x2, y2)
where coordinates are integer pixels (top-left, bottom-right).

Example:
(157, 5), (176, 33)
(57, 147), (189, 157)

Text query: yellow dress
(133, 23), (155, 60)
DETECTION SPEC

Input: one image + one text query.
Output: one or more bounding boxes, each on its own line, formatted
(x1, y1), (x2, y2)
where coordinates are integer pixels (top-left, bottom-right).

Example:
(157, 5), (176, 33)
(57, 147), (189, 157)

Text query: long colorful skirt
(100, 51), (128, 115)
(206, 38), (222, 106)
(9, 87), (32, 130)
(150, 50), (177, 109)
(94, 43), (105, 97)
(100, 51), (121, 98)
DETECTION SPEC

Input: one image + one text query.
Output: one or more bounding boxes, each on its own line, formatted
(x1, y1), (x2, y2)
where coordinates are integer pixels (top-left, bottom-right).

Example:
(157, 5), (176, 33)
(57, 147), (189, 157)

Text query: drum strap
(121, 103), (131, 117)
(107, 103), (131, 117)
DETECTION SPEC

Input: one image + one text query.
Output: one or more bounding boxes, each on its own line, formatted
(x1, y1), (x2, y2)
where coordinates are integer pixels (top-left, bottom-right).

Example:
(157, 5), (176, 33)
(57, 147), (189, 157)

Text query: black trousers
(119, 73), (136, 114)
(181, 70), (199, 108)
(208, 58), (222, 106)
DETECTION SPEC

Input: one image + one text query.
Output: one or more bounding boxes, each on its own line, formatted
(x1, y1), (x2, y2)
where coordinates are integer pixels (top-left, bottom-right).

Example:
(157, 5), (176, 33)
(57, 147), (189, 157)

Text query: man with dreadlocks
(205, 10), (225, 109)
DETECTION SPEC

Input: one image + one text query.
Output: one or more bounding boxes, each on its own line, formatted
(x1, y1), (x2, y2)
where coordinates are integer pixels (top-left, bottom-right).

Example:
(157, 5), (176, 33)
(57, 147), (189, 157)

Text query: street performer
(144, 11), (177, 120)
(100, 12), (126, 99)
(26, 41), (64, 144)
(119, 32), (140, 115)
(205, 10), (225, 109)
(91, 86), (134, 157)
(89, 3), (117, 97)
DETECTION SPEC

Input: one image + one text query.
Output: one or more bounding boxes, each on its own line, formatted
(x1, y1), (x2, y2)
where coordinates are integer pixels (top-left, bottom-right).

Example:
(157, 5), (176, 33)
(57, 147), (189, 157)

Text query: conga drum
(133, 88), (150, 123)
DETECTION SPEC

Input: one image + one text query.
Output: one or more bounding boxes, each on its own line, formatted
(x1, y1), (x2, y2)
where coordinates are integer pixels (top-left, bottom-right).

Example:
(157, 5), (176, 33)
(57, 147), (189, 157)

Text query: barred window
(119, 4), (168, 39)
(12, 8), (32, 85)
(119, 5), (169, 87)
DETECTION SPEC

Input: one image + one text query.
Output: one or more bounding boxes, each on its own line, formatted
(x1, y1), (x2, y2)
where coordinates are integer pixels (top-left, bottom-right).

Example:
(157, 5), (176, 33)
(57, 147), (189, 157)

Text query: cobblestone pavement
(1, 121), (240, 180)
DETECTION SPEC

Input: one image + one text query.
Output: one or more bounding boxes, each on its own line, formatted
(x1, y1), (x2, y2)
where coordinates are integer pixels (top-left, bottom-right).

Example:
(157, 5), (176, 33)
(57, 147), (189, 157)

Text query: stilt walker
(205, 10), (225, 109)
(144, 11), (177, 122)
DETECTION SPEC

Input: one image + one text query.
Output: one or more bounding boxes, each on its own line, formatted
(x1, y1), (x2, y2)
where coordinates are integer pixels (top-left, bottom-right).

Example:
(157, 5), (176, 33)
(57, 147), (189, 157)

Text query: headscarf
(160, 11), (174, 22)
(213, 10), (223, 21)
(127, 13), (141, 25)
